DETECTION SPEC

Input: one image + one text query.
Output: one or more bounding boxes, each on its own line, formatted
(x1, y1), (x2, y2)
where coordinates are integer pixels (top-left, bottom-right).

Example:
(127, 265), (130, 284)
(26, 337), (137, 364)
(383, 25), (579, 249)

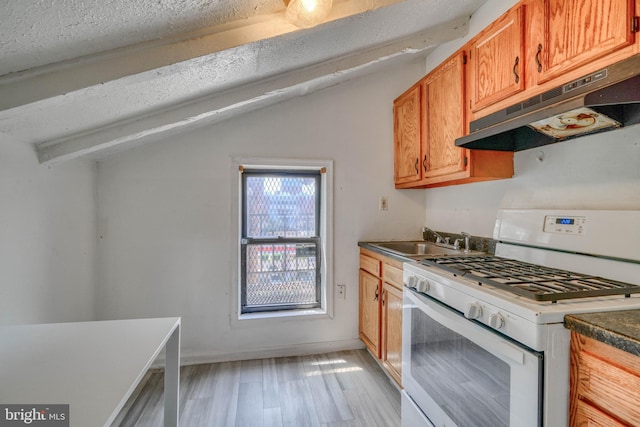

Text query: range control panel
(543, 215), (587, 235)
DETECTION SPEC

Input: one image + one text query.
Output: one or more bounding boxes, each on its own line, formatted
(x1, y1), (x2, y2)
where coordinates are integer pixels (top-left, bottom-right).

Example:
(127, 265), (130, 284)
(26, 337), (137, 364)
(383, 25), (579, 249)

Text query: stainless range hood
(455, 54), (640, 151)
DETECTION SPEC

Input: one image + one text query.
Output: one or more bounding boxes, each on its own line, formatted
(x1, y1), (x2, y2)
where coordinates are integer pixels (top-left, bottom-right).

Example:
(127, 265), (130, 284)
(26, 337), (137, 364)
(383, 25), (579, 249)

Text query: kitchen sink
(370, 241), (483, 258)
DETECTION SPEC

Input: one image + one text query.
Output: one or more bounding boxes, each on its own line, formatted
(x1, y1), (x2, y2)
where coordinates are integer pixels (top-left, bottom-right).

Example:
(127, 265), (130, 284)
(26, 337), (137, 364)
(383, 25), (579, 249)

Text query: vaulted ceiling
(0, 0), (486, 163)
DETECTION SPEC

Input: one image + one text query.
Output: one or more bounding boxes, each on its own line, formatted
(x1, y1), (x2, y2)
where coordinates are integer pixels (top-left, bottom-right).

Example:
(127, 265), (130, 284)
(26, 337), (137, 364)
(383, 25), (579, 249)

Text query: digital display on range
(556, 218), (575, 225)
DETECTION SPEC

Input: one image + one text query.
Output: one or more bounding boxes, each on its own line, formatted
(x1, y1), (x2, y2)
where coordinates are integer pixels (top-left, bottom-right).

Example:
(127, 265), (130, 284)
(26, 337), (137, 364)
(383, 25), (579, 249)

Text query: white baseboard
(152, 338), (365, 368)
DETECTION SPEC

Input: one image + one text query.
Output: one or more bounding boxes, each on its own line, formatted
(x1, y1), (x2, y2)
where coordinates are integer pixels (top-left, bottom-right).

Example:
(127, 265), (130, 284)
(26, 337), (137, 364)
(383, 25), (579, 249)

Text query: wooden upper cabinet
(392, 49), (514, 189)
(393, 84), (423, 185)
(532, 0), (637, 84)
(422, 52), (467, 179)
(468, 5), (526, 112)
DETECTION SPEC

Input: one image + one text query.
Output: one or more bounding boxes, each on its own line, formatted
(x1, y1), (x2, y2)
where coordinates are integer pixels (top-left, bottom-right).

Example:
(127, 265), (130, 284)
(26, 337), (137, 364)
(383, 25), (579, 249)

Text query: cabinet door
(422, 52), (467, 178)
(393, 84), (423, 185)
(535, 0), (636, 83)
(359, 269), (381, 358)
(382, 284), (403, 386)
(570, 332), (640, 426)
(469, 5), (525, 112)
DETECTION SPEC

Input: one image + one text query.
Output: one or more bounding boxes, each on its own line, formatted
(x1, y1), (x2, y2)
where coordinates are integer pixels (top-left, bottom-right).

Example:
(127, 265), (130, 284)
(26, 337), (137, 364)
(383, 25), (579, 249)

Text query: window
(240, 166), (327, 314)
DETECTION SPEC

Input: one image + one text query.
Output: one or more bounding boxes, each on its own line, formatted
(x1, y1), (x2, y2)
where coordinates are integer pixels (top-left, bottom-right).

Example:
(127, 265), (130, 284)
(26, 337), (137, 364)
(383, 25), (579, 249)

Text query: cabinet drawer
(384, 263), (404, 289)
(576, 350), (640, 425)
(360, 253), (381, 277)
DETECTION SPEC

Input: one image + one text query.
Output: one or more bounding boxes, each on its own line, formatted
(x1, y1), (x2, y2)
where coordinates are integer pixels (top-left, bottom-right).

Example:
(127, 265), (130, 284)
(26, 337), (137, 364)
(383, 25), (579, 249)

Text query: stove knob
(406, 276), (417, 288)
(489, 313), (505, 330)
(464, 302), (483, 320)
(416, 279), (430, 293)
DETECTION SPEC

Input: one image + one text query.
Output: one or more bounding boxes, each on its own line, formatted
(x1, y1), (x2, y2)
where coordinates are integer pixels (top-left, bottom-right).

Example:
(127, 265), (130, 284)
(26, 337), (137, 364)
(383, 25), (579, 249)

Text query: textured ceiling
(1, 0), (287, 76)
(0, 0), (487, 163)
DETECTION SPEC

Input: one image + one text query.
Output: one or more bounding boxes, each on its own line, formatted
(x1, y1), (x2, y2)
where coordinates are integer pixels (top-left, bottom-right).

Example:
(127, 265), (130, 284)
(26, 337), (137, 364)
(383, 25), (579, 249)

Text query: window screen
(241, 170), (321, 313)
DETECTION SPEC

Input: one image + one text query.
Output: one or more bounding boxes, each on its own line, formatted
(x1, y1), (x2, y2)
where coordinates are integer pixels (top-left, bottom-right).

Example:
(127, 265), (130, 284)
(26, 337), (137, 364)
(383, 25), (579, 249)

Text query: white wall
(0, 134), (97, 325)
(422, 0), (640, 237)
(96, 59), (427, 362)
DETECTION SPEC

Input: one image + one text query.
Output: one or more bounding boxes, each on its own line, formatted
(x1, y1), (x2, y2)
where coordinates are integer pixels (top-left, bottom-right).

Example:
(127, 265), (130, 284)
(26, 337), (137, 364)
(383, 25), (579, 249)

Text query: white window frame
(231, 157), (333, 323)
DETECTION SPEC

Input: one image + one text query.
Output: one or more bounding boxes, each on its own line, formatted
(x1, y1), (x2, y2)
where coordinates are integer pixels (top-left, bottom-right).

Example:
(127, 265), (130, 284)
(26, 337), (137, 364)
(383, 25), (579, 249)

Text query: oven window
(411, 308), (510, 427)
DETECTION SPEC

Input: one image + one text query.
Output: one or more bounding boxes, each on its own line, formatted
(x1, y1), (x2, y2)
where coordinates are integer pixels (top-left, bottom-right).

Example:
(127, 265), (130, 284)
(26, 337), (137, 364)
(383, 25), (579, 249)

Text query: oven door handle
(497, 342), (525, 365)
(404, 288), (540, 366)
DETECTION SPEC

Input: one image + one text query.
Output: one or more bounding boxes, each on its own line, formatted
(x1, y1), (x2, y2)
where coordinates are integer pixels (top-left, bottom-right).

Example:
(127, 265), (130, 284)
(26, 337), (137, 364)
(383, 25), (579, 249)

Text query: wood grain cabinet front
(358, 248), (404, 386)
(381, 282), (403, 385)
(530, 0), (637, 84)
(467, 0), (640, 122)
(468, 5), (526, 113)
(393, 52), (514, 189)
(393, 83), (424, 186)
(358, 268), (381, 358)
(421, 53), (468, 182)
(570, 331), (640, 426)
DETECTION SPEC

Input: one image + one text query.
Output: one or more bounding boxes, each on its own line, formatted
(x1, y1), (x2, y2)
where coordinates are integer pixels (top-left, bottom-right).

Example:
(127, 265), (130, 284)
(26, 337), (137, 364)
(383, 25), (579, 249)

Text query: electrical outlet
(337, 284), (346, 299)
(379, 196), (388, 211)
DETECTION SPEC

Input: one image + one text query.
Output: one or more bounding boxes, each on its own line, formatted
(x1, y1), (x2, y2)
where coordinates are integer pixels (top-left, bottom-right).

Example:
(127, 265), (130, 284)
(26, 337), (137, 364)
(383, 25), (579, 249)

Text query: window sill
(239, 308), (327, 321)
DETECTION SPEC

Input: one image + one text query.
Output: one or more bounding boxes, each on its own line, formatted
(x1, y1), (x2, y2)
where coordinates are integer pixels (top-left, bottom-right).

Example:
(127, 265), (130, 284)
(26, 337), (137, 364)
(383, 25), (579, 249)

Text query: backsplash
(427, 231), (497, 254)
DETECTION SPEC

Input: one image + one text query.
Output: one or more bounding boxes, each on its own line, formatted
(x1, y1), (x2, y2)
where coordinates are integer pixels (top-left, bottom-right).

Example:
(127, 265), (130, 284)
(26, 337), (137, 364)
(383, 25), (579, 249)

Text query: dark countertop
(565, 310), (640, 357)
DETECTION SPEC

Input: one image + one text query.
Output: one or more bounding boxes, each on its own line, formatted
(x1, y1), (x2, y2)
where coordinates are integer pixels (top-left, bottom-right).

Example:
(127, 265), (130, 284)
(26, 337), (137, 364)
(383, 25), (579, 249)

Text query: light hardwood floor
(115, 349), (401, 427)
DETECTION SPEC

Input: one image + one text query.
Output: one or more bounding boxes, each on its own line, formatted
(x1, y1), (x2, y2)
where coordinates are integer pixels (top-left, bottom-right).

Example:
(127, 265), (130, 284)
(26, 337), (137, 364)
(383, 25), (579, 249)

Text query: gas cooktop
(419, 255), (640, 303)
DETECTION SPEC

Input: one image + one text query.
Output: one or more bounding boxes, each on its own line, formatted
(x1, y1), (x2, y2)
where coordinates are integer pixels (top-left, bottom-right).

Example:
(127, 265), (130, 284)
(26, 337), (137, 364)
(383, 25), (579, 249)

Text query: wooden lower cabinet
(359, 269), (381, 357)
(382, 283), (403, 385)
(359, 248), (403, 386)
(570, 332), (640, 426)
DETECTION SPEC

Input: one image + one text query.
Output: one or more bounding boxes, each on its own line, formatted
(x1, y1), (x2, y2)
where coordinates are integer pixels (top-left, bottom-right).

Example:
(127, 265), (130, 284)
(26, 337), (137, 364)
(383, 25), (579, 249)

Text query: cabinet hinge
(632, 16), (639, 33)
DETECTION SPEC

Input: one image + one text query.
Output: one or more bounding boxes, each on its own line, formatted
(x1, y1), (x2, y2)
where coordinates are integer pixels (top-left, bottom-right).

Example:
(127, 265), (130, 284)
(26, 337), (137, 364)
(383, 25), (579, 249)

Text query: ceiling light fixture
(286, 0), (333, 29)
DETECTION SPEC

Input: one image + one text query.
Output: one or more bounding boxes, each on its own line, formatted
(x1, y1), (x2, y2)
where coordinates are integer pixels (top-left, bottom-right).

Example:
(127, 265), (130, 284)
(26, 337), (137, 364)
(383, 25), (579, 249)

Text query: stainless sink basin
(371, 241), (481, 257)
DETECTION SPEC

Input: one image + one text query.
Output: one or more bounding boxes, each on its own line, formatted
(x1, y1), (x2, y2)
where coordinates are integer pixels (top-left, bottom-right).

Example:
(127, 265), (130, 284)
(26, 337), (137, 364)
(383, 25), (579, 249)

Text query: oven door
(402, 288), (542, 427)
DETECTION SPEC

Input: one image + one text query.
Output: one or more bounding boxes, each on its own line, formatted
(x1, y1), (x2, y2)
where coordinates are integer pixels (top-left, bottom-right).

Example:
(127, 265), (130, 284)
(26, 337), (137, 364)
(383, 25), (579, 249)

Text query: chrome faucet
(423, 227), (448, 244)
(454, 232), (471, 252)
(461, 231), (471, 252)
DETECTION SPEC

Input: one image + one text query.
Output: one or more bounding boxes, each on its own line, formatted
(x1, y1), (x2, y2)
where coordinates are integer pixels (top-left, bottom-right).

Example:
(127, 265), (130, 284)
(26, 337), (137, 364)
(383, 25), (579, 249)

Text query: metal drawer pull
(535, 44), (542, 72)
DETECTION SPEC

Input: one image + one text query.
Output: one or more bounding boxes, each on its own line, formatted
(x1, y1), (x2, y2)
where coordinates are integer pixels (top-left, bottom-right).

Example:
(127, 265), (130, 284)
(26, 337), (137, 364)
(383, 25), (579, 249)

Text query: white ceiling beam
(0, 0), (403, 112)
(0, 0), (484, 164)
(36, 18), (468, 164)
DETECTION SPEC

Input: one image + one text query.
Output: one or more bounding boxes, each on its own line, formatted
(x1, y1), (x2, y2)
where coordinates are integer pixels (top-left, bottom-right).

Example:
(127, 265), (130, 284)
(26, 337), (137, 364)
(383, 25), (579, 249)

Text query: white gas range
(401, 209), (640, 427)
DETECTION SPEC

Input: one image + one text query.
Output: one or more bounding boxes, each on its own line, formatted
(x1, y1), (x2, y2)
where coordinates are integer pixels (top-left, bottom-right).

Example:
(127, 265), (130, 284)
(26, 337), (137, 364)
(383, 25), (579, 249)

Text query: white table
(0, 317), (180, 427)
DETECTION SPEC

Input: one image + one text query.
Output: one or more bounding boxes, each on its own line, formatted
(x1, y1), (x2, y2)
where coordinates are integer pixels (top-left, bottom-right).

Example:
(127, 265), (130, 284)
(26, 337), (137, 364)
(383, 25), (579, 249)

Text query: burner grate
(419, 255), (640, 302)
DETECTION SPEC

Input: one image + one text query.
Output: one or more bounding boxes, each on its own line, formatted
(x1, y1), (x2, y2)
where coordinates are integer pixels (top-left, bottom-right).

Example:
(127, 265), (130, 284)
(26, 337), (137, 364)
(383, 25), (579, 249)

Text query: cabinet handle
(535, 44), (543, 73)
(513, 56), (520, 84)
(374, 284), (379, 301)
(382, 290), (386, 306)
(423, 155), (427, 172)
(414, 158), (419, 175)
